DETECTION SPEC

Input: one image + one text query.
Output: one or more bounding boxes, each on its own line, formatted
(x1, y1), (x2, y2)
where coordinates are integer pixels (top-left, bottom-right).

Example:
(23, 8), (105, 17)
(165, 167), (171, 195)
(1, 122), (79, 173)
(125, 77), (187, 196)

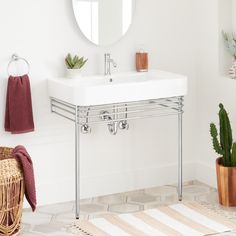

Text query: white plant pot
(229, 59), (236, 79)
(66, 69), (82, 79)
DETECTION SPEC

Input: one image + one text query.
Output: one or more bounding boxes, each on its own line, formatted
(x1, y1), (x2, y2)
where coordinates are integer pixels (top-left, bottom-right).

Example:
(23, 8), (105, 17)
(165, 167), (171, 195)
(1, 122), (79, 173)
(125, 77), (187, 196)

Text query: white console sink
(48, 70), (187, 106)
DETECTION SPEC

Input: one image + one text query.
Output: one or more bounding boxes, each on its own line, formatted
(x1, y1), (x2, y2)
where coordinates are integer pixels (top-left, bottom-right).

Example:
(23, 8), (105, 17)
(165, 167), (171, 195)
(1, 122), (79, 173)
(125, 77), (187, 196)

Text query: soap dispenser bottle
(136, 46), (148, 72)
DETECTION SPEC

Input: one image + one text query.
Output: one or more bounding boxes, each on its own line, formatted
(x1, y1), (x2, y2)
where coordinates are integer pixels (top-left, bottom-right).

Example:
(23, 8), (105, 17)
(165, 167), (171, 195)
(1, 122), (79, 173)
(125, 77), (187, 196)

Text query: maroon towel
(12, 145), (37, 211)
(5, 74), (34, 134)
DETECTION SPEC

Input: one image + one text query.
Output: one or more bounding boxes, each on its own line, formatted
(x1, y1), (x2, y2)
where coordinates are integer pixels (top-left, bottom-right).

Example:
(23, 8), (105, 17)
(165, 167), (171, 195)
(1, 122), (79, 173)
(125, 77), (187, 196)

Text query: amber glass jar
(136, 52), (148, 72)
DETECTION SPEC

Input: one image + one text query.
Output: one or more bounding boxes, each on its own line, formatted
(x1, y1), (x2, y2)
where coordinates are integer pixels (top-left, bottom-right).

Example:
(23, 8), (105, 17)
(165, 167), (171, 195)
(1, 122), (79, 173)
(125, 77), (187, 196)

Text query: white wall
(195, 0), (236, 187)
(233, 0), (236, 31)
(0, 0), (197, 206)
(194, 0), (219, 187)
(232, 0), (236, 31)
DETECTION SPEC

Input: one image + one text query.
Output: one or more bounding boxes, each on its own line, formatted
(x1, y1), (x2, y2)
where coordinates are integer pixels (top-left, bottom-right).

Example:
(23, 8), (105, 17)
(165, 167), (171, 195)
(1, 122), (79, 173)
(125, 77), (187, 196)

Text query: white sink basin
(48, 70), (187, 106)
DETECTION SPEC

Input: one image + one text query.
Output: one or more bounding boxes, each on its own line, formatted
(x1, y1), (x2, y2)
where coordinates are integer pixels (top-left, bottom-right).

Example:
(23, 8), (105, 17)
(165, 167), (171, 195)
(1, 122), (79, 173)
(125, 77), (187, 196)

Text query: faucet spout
(104, 53), (117, 75)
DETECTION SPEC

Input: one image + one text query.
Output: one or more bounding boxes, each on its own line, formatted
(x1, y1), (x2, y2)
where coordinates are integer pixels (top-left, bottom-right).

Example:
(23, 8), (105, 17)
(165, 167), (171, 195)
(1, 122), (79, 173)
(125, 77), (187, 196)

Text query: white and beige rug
(70, 202), (236, 236)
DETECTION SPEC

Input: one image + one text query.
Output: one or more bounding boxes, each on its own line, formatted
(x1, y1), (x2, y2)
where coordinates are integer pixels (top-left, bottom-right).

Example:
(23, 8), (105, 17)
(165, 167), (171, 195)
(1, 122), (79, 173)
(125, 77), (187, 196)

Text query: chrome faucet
(104, 53), (117, 75)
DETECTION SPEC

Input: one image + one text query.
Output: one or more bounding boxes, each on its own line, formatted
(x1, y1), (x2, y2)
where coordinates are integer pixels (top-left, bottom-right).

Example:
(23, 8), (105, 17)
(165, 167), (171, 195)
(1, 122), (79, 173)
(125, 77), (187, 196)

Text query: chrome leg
(178, 97), (183, 201)
(75, 106), (80, 219)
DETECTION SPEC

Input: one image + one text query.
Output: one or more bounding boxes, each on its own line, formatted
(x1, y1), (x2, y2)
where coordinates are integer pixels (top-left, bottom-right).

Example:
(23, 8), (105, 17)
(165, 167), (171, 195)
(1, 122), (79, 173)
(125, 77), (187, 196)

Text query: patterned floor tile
(22, 211), (52, 225)
(93, 193), (126, 206)
(183, 184), (211, 196)
(38, 202), (74, 215)
(216, 233), (236, 236)
(109, 203), (141, 213)
(196, 190), (219, 203)
(80, 203), (107, 214)
(145, 185), (177, 198)
(127, 193), (157, 204)
(22, 181), (236, 235)
(55, 212), (88, 224)
(20, 232), (46, 236)
(47, 232), (78, 236)
(32, 221), (66, 234)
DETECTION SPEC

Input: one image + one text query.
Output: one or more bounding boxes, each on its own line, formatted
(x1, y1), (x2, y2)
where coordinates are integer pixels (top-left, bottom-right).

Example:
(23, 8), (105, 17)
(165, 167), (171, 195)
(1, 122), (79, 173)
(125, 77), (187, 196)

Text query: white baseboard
(195, 161), (217, 188)
(34, 161), (195, 206)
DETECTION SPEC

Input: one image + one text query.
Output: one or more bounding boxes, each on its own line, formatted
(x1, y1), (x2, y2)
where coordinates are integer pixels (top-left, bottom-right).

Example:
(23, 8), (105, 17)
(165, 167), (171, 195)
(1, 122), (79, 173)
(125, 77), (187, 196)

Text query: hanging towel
(12, 145), (36, 211)
(5, 74), (34, 134)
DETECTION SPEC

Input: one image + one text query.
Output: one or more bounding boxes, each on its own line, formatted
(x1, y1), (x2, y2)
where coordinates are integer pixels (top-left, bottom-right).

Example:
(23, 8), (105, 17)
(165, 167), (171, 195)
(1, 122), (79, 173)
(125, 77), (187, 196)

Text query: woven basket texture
(0, 147), (24, 236)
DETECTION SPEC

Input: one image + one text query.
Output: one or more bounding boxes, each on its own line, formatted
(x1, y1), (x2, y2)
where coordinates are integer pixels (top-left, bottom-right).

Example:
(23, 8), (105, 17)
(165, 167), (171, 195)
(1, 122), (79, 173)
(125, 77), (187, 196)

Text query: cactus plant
(65, 53), (88, 69)
(210, 103), (236, 167)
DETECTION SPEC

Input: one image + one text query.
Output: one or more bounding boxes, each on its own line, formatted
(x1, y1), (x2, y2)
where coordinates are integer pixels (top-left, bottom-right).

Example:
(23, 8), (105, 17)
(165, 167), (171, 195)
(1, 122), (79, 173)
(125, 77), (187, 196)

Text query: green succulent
(222, 31), (236, 60)
(65, 53), (88, 69)
(210, 103), (236, 167)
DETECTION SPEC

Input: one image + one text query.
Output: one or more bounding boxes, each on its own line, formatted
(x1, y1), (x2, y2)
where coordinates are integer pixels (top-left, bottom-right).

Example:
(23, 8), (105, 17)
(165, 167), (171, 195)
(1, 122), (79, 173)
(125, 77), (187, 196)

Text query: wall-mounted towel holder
(7, 54), (30, 76)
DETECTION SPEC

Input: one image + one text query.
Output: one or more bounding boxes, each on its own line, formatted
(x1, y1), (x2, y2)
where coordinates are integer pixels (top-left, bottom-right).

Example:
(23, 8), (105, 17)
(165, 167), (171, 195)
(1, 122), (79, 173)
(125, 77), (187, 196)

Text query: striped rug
(73, 202), (236, 236)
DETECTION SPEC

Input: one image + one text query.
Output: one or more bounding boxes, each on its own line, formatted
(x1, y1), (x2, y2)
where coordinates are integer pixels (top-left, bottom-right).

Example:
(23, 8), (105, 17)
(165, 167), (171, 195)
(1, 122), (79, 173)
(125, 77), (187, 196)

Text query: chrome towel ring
(7, 54), (30, 76)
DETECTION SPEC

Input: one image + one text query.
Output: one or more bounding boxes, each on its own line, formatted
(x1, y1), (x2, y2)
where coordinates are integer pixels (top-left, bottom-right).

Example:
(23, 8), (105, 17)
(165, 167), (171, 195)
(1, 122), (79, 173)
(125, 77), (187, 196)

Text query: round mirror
(72, 0), (136, 46)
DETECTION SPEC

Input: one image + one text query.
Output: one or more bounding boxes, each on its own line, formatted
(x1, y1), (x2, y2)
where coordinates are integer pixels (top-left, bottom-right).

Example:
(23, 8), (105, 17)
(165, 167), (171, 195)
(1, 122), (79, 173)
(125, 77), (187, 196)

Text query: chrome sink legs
(50, 96), (184, 219)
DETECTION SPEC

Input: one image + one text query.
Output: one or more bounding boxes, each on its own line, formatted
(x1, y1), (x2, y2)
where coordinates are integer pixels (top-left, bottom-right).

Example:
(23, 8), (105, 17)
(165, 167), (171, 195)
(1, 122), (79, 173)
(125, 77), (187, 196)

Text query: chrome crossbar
(50, 97), (183, 127)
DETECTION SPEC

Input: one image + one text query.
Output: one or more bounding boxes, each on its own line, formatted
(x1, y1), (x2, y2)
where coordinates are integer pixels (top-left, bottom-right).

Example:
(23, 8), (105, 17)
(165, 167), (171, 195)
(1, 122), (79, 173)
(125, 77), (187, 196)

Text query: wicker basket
(0, 147), (24, 236)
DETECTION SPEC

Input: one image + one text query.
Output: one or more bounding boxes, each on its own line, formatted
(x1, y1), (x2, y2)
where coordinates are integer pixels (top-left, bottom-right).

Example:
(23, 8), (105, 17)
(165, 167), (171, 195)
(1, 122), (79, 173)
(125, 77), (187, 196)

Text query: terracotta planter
(216, 157), (236, 206)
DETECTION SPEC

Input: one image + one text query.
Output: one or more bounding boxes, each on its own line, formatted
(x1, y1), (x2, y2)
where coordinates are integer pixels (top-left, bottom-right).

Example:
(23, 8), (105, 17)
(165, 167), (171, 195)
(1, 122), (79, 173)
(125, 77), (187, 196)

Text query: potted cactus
(65, 53), (88, 79)
(210, 103), (236, 206)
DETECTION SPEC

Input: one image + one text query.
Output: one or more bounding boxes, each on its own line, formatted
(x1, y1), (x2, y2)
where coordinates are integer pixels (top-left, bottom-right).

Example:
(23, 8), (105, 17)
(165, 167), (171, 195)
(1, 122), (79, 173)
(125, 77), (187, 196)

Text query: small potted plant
(210, 103), (236, 206)
(65, 53), (88, 79)
(222, 31), (236, 79)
